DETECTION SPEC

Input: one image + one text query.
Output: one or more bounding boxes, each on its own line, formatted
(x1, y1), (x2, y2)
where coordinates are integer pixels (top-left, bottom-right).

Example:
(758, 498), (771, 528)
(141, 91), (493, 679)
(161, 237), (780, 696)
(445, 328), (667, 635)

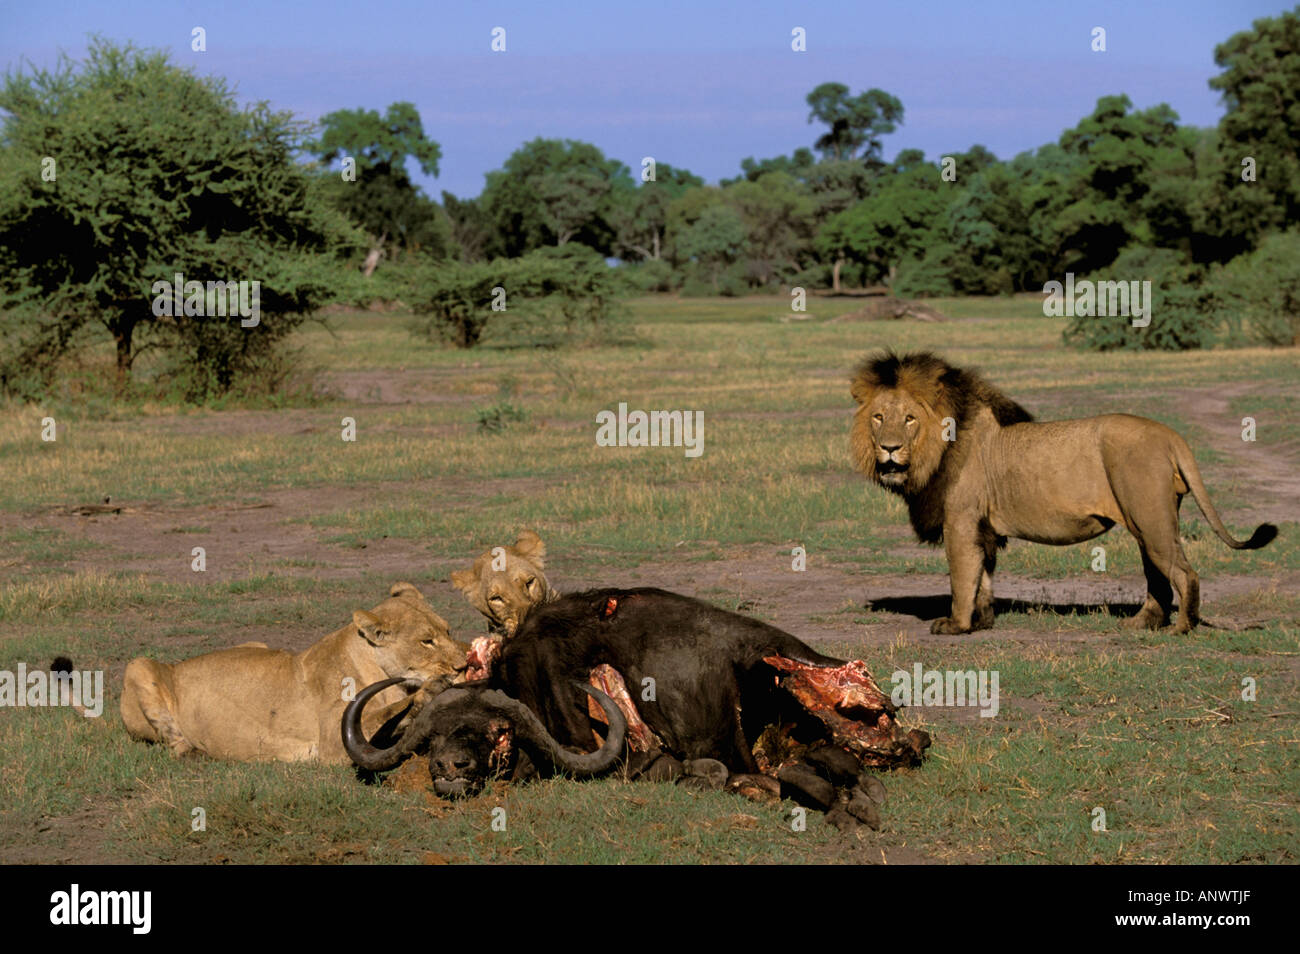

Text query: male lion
(850, 351), (1277, 634)
(120, 582), (466, 762)
(450, 530), (557, 638)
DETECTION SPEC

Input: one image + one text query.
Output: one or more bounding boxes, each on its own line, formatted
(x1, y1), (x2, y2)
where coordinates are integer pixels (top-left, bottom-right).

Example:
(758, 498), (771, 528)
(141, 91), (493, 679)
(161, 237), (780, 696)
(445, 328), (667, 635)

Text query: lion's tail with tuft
(1174, 439), (1278, 550)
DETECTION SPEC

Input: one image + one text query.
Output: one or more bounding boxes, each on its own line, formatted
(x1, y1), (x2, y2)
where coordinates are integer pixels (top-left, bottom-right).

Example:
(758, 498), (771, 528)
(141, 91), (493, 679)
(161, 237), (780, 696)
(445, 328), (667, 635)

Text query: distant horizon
(4, 1), (1293, 199)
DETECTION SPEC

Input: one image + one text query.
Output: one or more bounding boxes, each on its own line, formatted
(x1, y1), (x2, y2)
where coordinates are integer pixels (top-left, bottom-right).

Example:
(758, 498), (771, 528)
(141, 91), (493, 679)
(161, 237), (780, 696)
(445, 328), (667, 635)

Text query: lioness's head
(450, 531), (556, 638)
(352, 582), (466, 683)
(850, 351), (1032, 496)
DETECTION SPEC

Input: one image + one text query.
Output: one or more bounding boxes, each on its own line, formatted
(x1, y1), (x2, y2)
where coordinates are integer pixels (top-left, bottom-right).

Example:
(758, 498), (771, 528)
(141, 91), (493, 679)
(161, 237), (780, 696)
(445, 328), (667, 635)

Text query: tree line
(1, 10), (1297, 401)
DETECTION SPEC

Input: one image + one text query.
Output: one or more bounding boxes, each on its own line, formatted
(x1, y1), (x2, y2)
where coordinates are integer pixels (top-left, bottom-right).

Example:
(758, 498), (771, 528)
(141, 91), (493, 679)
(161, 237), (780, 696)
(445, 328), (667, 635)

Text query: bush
(1062, 246), (1217, 351)
(1216, 231), (1300, 346)
(475, 400), (529, 432)
(679, 261), (747, 297)
(789, 263), (831, 291)
(893, 253), (957, 298)
(622, 258), (678, 292)
(407, 245), (625, 347)
(514, 245), (628, 331)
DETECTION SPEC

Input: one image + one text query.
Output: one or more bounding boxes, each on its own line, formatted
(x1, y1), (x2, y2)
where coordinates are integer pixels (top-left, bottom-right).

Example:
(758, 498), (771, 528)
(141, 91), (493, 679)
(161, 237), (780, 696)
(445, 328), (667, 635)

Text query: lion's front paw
(930, 617), (971, 635)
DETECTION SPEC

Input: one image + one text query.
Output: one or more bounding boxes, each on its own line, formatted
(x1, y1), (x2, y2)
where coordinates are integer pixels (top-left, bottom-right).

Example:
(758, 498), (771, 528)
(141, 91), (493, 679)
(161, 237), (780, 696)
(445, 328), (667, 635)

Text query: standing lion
(850, 351), (1277, 634)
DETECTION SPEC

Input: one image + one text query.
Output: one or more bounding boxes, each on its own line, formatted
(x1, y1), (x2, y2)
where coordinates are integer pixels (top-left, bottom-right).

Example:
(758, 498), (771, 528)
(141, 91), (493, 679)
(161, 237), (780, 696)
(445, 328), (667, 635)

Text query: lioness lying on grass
(120, 582), (465, 763)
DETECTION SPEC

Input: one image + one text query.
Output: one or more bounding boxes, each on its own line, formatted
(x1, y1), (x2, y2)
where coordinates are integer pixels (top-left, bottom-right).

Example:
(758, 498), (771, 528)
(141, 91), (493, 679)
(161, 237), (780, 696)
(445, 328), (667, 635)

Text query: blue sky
(3, 1), (1292, 198)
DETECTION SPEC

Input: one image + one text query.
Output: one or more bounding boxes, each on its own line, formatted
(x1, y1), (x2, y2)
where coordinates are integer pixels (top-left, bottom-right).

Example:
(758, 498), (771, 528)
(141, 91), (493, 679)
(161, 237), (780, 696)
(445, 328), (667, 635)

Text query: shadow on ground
(867, 594), (1143, 622)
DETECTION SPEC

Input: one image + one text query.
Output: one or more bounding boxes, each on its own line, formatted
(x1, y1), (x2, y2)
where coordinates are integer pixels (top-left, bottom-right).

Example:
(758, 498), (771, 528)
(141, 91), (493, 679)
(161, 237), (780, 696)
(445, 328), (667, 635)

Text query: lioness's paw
(930, 617), (971, 635)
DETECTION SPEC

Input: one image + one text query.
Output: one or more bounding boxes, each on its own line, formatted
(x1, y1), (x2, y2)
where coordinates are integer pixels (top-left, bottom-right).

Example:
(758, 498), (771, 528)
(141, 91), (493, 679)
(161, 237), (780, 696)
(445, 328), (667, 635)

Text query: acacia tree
(0, 38), (359, 395)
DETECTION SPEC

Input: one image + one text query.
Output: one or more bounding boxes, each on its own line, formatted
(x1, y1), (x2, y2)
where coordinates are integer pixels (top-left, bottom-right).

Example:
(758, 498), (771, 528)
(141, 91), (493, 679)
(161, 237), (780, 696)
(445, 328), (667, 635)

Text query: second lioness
(451, 530), (556, 638)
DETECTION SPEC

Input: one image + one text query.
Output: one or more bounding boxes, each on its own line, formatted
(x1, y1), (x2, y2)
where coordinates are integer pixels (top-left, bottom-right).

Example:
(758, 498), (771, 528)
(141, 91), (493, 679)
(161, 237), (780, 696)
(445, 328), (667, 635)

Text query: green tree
(815, 159), (950, 287)
(940, 159), (1045, 292)
(539, 168), (613, 246)
(722, 171), (816, 286)
(0, 38), (358, 395)
(309, 102), (444, 273)
(663, 185), (728, 268)
(677, 204), (748, 289)
(610, 162), (702, 261)
(1204, 7), (1300, 255)
(1051, 95), (1189, 273)
(724, 147), (816, 185)
(802, 159), (873, 290)
(805, 83), (904, 163)
(479, 138), (631, 257)
(441, 191), (492, 263)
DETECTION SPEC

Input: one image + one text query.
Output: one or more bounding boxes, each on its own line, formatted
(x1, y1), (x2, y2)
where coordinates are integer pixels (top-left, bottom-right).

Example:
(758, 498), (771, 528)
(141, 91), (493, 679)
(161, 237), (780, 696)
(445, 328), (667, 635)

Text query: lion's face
(851, 387), (947, 494)
(353, 583), (467, 683)
(450, 531), (555, 638)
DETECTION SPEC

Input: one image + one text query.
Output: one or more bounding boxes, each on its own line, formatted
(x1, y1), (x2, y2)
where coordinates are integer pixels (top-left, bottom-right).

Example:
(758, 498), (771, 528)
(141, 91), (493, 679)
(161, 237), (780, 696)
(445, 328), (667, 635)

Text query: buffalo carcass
(343, 588), (929, 830)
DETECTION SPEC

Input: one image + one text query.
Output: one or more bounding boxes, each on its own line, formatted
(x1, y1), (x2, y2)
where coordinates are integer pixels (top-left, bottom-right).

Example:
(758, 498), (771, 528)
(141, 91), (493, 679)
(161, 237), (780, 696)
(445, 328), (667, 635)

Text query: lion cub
(450, 530), (557, 638)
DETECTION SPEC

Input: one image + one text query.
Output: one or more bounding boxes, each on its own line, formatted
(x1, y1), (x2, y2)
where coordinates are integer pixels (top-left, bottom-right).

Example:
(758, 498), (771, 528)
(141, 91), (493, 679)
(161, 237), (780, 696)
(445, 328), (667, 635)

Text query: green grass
(0, 526), (99, 567)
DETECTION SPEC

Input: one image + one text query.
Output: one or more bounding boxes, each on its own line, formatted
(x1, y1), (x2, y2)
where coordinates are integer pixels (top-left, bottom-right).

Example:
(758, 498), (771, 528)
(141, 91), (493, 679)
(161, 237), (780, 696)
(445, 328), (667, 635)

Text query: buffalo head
(342, 676), (626, 798)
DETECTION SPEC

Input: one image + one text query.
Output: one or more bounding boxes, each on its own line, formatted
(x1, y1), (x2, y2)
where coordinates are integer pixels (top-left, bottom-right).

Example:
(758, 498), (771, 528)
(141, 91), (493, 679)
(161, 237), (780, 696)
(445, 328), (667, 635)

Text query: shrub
(475, 401), (529, 433)
(621, 258), (678, 293)
(893, 252), (957, 298)
(1216, 231), (1300, 347)
(1062, 246), (1216, 351)
(407, 245), (625, 347)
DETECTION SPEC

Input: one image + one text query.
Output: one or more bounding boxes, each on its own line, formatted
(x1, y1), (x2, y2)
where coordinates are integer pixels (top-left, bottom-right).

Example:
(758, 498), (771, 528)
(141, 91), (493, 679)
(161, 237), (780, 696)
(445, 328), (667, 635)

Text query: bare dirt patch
(0, 800), (119, 865)
(0, 477), (547, 588)
(318, 368), (486, 406)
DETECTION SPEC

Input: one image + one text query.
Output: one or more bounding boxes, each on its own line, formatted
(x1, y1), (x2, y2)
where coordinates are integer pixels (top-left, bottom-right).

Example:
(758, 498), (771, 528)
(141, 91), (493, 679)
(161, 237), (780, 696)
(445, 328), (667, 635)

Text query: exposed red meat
(586, 663), (661, 752)
(486, 718), (513, 774)
(465, 636), (499, 682)
(762, 655), (929, 768)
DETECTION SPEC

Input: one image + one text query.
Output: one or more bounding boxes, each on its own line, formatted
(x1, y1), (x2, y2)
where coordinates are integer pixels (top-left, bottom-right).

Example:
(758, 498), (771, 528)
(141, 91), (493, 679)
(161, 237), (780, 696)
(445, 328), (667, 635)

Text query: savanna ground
(1, 294), (1297, 864)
